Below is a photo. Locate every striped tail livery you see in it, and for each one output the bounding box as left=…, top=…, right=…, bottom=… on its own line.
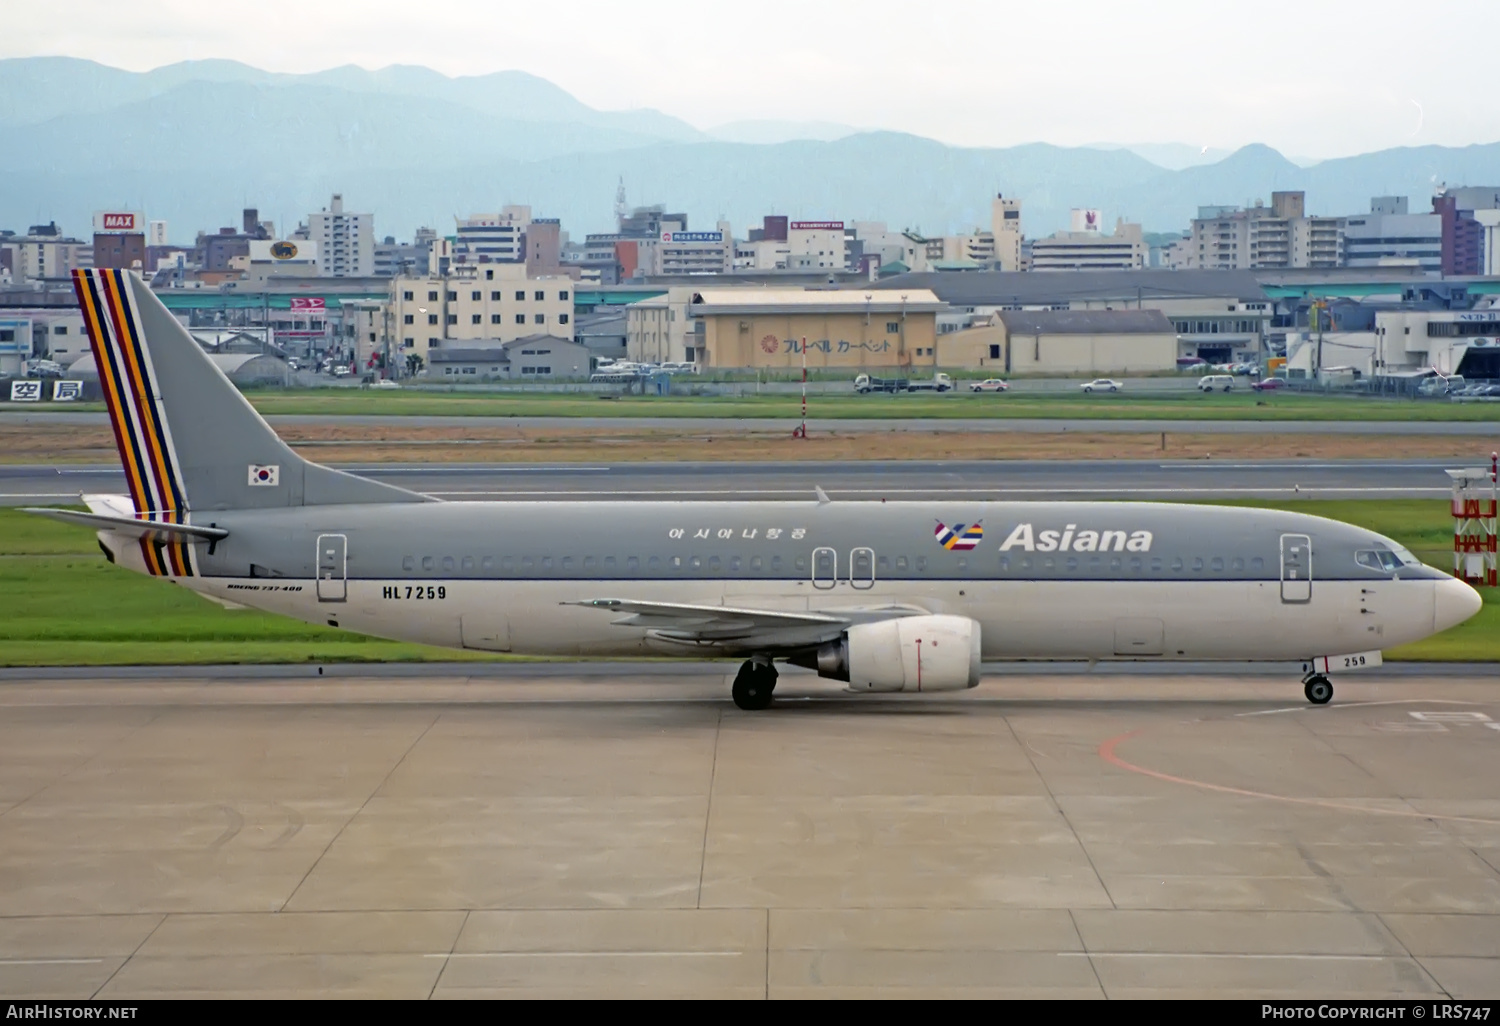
left=72, top=268, right=194, bottom=577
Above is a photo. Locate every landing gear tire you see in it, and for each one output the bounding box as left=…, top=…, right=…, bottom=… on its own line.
left=732, top=660, right=777, bottom=711
left=1304, top=675, right=1333, bottom=705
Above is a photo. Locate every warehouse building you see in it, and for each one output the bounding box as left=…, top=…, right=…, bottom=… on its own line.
left=940, top=309, right=1178, bottom=375
left=690, top=289, right=943, bottom=369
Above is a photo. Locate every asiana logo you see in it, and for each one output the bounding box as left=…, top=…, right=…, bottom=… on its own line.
left=999, top=523, right=1154, bottom=553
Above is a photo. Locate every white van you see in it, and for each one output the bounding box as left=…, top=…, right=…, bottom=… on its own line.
left=1198, top=374, right=1235, bottom=392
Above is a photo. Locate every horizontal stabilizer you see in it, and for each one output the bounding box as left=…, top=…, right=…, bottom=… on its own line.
left=20, top=507, right=229, bottom=543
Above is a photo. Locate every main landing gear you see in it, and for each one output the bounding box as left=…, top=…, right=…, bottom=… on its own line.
left=732, top=659, right=777, bottom=711
left=1303, top=673, right=1333, bottom=705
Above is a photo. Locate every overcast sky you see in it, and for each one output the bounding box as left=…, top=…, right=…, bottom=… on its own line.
left=5, top=0, right=1497, bottom=159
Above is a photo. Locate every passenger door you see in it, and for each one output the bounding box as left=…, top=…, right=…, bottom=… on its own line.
left=316, top=533, right=347, bottom=602
left=850, top=547, right=875, bottom=590
left=1280, top=534, right=1312, bottom=603
left=812, top=547, right=837, bottom=590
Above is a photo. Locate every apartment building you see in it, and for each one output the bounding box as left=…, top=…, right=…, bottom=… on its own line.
left=390, top=263, right=574, bottom=369
left=308, top=194, right=374, bottom=277
left=453, top=206, right=530, bottom=266
left=1187, top=192, right=1344, bottom=270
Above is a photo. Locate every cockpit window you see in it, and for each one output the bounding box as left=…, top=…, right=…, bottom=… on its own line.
left=1355, top=549, right=1405, bottom=572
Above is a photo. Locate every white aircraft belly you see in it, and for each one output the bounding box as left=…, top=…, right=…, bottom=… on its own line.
left=180, top=575, right=1439, bottom=663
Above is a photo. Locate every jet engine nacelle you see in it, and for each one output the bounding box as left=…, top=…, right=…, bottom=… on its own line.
left=815, top=614, right=982, bottom=693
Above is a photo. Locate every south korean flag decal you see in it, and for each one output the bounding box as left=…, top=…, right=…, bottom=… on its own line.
left=248, top=464, right=280, bottom=487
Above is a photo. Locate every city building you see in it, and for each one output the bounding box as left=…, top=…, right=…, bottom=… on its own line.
left=91, top=210, right=146, bottom=271
left=242, top=239, right=320, bottom=284
left=389, top=263, right=574, bottom=370
left=427, top=335, right=591, bottom=380
left=689, top=288, right=944, bottom=369
left=625, top=287, right=698, bottom=364
left=1186, top=193, right=1344, bottom=270
left=851, top=223, right=931, bottom=274
left=1029, top=215, right=1147, bottom=271
left=1432, top=186, right=1500, bottom=276
left=991, top=194, right=1022, bottom=271
left=650, top=224, right=734, bottom=276
left=453, top=206, right=530, bottom=266
left=308, top=194, right=374, bottom=277
left=874, top=268, right=1271, bottom=365
left=1343, top=197, right=1442, bottom=271
left=194, top=209, right=269, bottom=274
left=944, top=309, right=1178, bottom=375
left=374, top=234, right=432, bottom=278
left=0, top=223, right=91, bottom=282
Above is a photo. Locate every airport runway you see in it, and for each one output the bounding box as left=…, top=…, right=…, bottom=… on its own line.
left=0, top=458, right=1477, bottom=505
left=0, top=666, right=1495, bottom=999
left=5, top=410, right=1500, bottom=434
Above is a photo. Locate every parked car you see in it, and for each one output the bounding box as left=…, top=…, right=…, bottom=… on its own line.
left=1198, top=374, right=1235, bottom=392
left=1079, top=379, right=1122, bottom=393
left=1176, top=357, right=1206, bottom=370
left=1250, top=377, right=1286, bottom=391
left=366, top=379, right=400, bottom=390
left=1418, top=375, right=1464, bottom=397
left=970, top=378, right=1010, bottom=392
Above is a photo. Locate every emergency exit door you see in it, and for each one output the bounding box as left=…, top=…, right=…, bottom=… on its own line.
left=1280, top=534, right=1311, bottom=603
left=317, top=534, right=347, bottom=602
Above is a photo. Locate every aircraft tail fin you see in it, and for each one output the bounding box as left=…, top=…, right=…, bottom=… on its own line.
left=72, top=269, right=431, bottom=513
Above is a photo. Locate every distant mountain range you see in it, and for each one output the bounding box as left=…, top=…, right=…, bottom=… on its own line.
left=3, top=57, right=1499, bottom=245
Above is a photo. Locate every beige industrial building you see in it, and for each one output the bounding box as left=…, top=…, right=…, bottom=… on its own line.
left=690, top=289, right=943, bottom=369
left=390, top=263, right=574, bottom=368
left=942, top=309, right=1178, bottom=375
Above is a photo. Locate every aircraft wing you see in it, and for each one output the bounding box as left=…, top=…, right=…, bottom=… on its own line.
left=20, top=507, right=229, bottom=543
left=563, top=598, right=844, bottom=640
left=563, top=597, right=927, bottom=650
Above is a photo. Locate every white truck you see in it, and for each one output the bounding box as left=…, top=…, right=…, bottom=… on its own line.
left=854, top=372, right=953, bottom=394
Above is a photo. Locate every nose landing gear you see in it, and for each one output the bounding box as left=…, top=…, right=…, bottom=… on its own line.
left=1303, top=673, right=1333, bottom=705
left=732, top=659, right=777, bottom=710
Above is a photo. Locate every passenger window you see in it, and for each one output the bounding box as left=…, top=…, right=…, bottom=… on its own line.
left=896, top=556, right=909, bottom=571
left=1210, top=557, right=1224, bottom=572
left=729, top=556, right=740, bottom=572
left=502, top=556, right=514, bottom=570
left=1042, top=557, right=1054, bottom=571
left=915, top=557, right=927, bottom=572
left=442, top=556, right=455, bottom=572
left=1065, top=556, right=1078, bottom=572
left=878, top=556, right=890, bottom=572
left=795, top=555, right=807, bottom=571
left=750, top=555, right=763, bottom=571
left=1128, top=557, right=1140, bottom=572
left=647, top=556, right=660, bottom=570
left=1251, top=557, right=1263, bottom=572
left=1231, top=557, right=1244, bottom=572
left=462, top=556, right=474, bottom=571
left=402, top=556, right=414, bottom=571
left=1150, top=557, right=1162, bottom=572
left=521, top=556, right=534, bottom=570
left=671, top=556, right=681, bottom=568
left=709, top=556, right=721, bottom=572
left=421, top=556, right=434, bottom=571
left=541, top=557, right=552, bottom=569
left=999, top=556, right=1009, bottom=571
left=690, top=555, right=702, bottom=569
left=604, top=556, right=615, bottom=570
left=771, top=556, right=782, bottom=572
left=1192, top=557, right=1204, bottom=572
left=584, top=556, right=596, bottom=570
left=1108, top=556, right=1120, bottom=571
left=561, top=556, right=573, bottom=570
left=1171, top=557, right=1183, bottom=572
left=1019, top=557, right=1032, bottom=571
left=957, top=557, right=968, bottom=571
left=481, top=556, right=494, bottom=571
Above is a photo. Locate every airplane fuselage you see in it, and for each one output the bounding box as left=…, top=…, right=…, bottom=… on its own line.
left=100, top=498, right=1470, bottom=664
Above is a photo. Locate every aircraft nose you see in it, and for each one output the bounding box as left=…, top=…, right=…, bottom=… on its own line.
left=1434, top=577, right=1484, bottom=633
